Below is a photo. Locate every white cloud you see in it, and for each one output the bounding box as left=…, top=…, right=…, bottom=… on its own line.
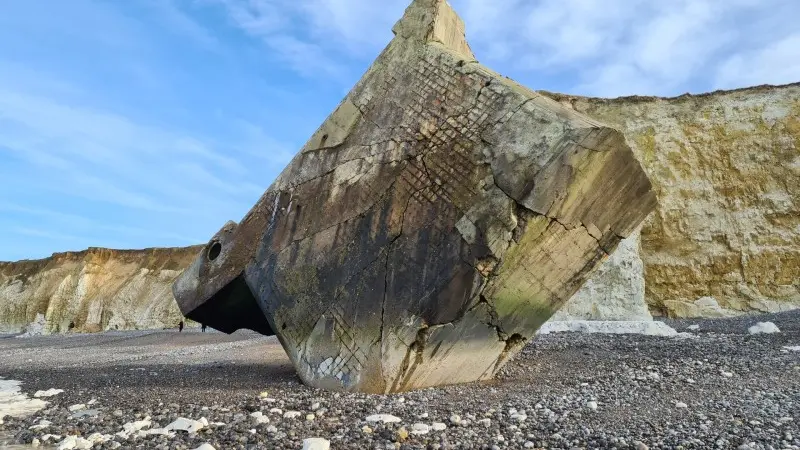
left=0, top=202, right=95, bottom=229
left=0, top=63, right=289, bottom=255
left=213, top=0, right=290, bottom=35
left=266, top=34, right=349, bottom=78
left=296, top=0, right=404, bottom=55
left=206, top=0, right=800, bottom=97
left=145, top=0, right=222, bottom=51
left=457, top=0, right=799, bottom=96
left=205, top=0, right=362, bottom=79
left=714, top=33, right=800, bottom=89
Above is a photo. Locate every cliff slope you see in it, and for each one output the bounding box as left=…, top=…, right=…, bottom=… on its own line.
left=545, top=83, right=800, bottom=317
left=0, top=247, right=201, bottom=333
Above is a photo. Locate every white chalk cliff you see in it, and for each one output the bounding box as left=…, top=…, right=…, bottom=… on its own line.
left=553, top=83, right=800, bottom=319
left=0, top=247, right=200, bottom=334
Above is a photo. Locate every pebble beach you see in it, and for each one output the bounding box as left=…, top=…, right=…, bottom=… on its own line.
left=1, top=311, right=798, bottom=449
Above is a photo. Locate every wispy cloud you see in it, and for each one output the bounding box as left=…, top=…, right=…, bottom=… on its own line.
left=0, top=86, right=249, bottom=214
left=205, top=0, right=357, bottom=79
left=714, top=32, right=800, bottom=90
left=206, top=0, right=800, bottom=97
left=460, top=0, right=800, bottom=96
left=144, top=0, right=222, bottom=51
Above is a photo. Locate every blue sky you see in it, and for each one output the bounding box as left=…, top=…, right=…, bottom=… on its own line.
left=0, top=0, right=798, bottom=261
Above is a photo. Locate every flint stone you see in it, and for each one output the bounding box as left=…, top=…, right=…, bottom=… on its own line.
left=33, top=389, right=64, bottom=398
left=366, top=414, right=402, bottom=423
left=70, top=409, right=100, bottom=419
left=164, top=417, right=205, bottom=433
left=302, top=438, right=331, bottom=450
left=172, top=0, right=657, bottom=394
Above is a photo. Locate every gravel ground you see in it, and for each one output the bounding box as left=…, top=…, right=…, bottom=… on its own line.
left=1, top=311, right=798, bottom=450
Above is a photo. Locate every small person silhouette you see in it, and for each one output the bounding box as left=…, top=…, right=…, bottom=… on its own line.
left=178, top=320, right=184, bottom=332
left=201, top=323, right=207, bottom=333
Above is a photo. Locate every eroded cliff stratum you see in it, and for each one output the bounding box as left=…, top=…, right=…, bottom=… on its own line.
left=0, top=247, right=201, bottom=333
left=1, top=83, right=798, bottom=333
left=544, top=83, right=800, bottom=318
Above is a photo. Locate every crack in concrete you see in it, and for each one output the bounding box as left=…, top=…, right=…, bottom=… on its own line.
left=388, top=321, right=454, bottom=393
left=571, top=139, right=609, bottom=153
left=467, top=295, right=502, bottom=331
left=546, top=215, right=615, bottom=256
left=268, top=169, right=405, bottom=360
left=487, top=333, right=527, bottom=377
left=465, top=295, right=529, bottom=379
left=376, top=158, right=437, bottom=344
left=478, top=98, right=535, bottom=141
left=359, top=137, right=417, bottom=150
left=378, top=251, right=391, bottom=350
left=283, top=151, right=408, bottom=191
left=304, top=142, right=345, bottom=155
left=479, top=140, right=620, bottom=258
left=297, top=247, right=389, bottom=367
left=355, top=104, right=385, bottom=131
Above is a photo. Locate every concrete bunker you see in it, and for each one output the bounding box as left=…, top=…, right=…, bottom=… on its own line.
left=172, top=0, right=657, bottom=394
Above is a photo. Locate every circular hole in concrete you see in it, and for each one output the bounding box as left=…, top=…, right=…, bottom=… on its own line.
left=207, top=241, right=222, bottom=261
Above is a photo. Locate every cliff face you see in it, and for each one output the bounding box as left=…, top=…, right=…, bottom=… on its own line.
left=1, top=84, right=797, bottom=332
left=0, top=247, right=202, bottom=333
left=552, top=228, right=653, bottom=321
left=547, top=83, right=800, bottom=317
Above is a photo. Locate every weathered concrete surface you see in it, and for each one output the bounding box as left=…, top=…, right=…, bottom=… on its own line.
left=172, top=0, right=656, bottom=394
left=544, top=83, right=800, bottom=318
left=0, top=247, right=200, bottom=334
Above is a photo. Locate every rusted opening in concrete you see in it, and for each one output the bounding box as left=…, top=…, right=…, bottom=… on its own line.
left=207, top=241, right=222, bottom=261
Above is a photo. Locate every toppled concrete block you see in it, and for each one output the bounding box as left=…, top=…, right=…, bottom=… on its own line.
left=172, top=0, right=657, bottom=393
